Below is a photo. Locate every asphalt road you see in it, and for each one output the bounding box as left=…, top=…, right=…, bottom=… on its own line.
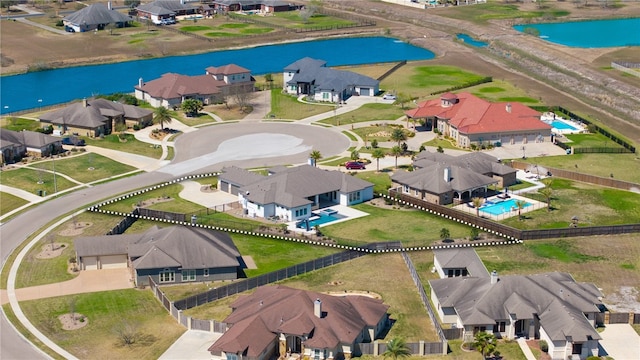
left=0, top=123, right=347, bottom=359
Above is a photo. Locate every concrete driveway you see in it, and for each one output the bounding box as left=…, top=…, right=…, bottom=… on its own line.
left=598, top=323, right=640, bottom=360
left=159, top=330, right=222, bottom=360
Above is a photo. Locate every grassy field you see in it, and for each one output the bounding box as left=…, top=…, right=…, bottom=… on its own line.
left=0, top=191, right=29, bottom=216
left=99, top=183, right=203, bottom=214
left=421, top=137, right=463, bottom=151
left=431, top=2, right=570, bottom=25
left=504, top=178, right=640, bottom=229
left=0, top=167, right=77, bottom=195
left=318, top=103, right=406, bottom=126
left=564, top=132, right=628, bottom=149
left=248, top=11, right=355, bottom=29
left=0, top=117, right=43, bottom=131
left=270, top=89, right=331, bottom=119
left=82, top=134, right=162, bottom=159
left=19, top=290, right=185, bottom=360
left=351, top=124, right=415, bottom=144
left=470, top=80, right=542, bottom=105
left=179, top=21, right=274, bottom=38
left=28, top=153, right=137, bottom=184
left=522, top=153, right=640, bottom=184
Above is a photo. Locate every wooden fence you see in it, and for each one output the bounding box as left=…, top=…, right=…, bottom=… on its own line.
left=106, top=208, right=139, bottom=235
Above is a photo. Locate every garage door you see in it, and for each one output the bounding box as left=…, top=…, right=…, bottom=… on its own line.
left=83, top=256, right=98, bottom=270
left=220, top=181, right=229, bottom=193
left=100, top=255, right=128, bottom=269
left=230, top=185, right=239, bottom=195
left=360, top=88, right=370, bottom=96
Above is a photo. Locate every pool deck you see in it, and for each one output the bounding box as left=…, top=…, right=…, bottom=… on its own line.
left=287, top=204, right=370, bottom=234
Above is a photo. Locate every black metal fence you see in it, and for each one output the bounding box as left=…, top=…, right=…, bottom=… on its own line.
left=106, top=208, right=139, bottom=235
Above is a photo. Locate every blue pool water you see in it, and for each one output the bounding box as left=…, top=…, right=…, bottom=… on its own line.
left=551, top=120, right=579, bottom=131
left=297, top=214, right=340, bottom=229
left=513, top=18, right=640, bottom=48
left=0, top=37, right=435, bottom=114
left=480, top=199, right=531, bottom=216
left=456, top=34, right=488, bottom=48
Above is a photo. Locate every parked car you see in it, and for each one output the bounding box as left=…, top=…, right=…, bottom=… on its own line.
left=382, top=93, right=396, bottom=100
left=345, top=161, right=366, bottom=170
left=61, top=137, right=85, bottom=146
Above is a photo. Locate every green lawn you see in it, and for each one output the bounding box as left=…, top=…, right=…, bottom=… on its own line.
left=82, top=134, right=162, bottom=159
left=564, top=133, right=628, bottom=149
left=28, top=153, right=137, bottom=184
left=249, top=11, right=355, bottom=29
left=318, top=103, right=406, bottom=126
left=99, top=183, right=203, bottom=214
left=351, top=124, right=415, bottom=144
left=521, top=153, right=640, bottom=184
left=0, top=117, right=43, bottom=132
left=0, top=167, right=77, bottom=195
left=0, top=191, right=29, bottom=216
left=421, top=137, right=463, bottom=151
left=432, top=2, right=570, bottom=25
left=355, top=171, right=392, bottom=194
left=270, top=89, right=331, bottom=120
left=19, top=290, right=185, bottom=360
left=322, top=203, right=472, bottom=247
left=381, top=64, right=486, bottom=99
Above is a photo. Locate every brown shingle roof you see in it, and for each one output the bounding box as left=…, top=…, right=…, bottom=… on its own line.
left=136, top=73, right=227, bottom=100
left=205, top=64, right=250, bottom=75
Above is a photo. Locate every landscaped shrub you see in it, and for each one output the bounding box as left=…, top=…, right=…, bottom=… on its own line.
left=539, top=340, right=548, bottom=352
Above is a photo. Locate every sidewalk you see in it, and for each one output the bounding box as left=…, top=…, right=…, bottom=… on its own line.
left=84, top=145, right=169, bottom=172
left=516, top=338, right=537, bottom=360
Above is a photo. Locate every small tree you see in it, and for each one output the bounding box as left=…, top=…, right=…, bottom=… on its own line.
left=437, top=145, right=444, bottom=153
left=515, top=199, right=527, bottom=220
left=471, top=197, right=484, bottom=216
left=371, top=148, right=386, bottom=172
left=350, top=149, right=360, bottom=161
left=181, top=98, right=203, bottom=117
left=470, top=227, right=480, bottom=240
left=391, top=145, right=402, bottom=169
left=473, top=331, right=497, bottom=359
left=69, top=297, right=78, bottom=324
left=114, top=320, right=139, bottom=346
left=391, top=128, right=407, bottom=147
left=264, top=73, right=273, bottom=88
left=105, top=22, right=117, bottom=35
left=371, top=139, right=379, bottom=148
left=440, top=227, right=450, bottom=241
left=419, top=145, right=426, bottom=152
left=395, top=92, right=412, bottom=109
left=309, top=150, right=322, bottom=166
left=383, top=336, right=411, bottom=360
left=152, top=106, right=173, bottom=130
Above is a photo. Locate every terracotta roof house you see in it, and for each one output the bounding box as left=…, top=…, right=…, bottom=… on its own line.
left=39, top=98, right=153, bottom=137
left=218, top=165, right=374, bottom=221
left=63, top=3, right=132, bottom=33
left=208, top=285, right=390, bottom=360
left=134, top=64, right=254, bottom=109
left=0, top=130, right=62, bottom=164
left=136, top=0, right=199, bottom=24
left=211, top=0, right=295, bottom=13
left=284, top=57, right=380, bottom=102
left=405, top=92, right=552, bottom=149
left=430, top=268, right=603, bottom=360
left=74, top=225, right=241, bottom=286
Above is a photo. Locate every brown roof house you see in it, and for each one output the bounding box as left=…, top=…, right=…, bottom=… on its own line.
left=0, top=129, right=62, bottom=164
left=211, top=0, right=295, bottom=14
left=406, top=92, right=552, bottom=149
left=74, top=225, right=241, bottom=286
left=40, top=98, right=153, bottom=137
left=218, top=165, right=374, bottom=222
left=430, top=249, right=603, bottom=360
left=134, top=64, right=254, bottom=109
left=208, top=285, right=390, bottom=360
left=391, top=150, right=517, bottom=205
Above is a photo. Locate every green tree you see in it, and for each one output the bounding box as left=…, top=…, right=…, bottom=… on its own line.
left=350, top=149, right=360, bottom=161
left=181, top=99, right=204, bottom=117
left=437, top=145, right=444, bottom=153
left=538, top=185, right=553, bottom=212
left=515, top=199, right=527, bottom=220
left=152, top=106, right=173, bottom=129
left=371, top=148, right=386, bottom=172
left=473, top=331, right=497, bottom=359
left=396, top=92, right=412, bottom=109
left=390, top=145, right=402, bottom=169
left=391, top=128, right=407, bottom=147
left=440, top=227, right=450, bottom=241
left=1, top=0, right=18, bottom=12
left=383, top=336, right=411, bottom=360
left=264, top=73, right=273, bottom=88
left=470, top=227, right=480, bottom=240
left=371, top=139, right=379, bottom=148
left=471, top=197, right=484, bottom=216
left=309, top=149, right=322, bottom=166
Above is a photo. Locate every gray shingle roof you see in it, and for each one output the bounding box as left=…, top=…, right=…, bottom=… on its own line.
left=219, top=166, right=265, bottom=187
left=434, top=248, right=489, bottom=278
left=414, top=150, right=516, bottom=178
left=392, top=163, right=497, bottom=194
left=284, top=57, right=379, bottom=93
left=40, top=99, right=151, bottom=130
left=64, top=3, right=131, bottom=26
left=0, top=130, right=61, bottom=149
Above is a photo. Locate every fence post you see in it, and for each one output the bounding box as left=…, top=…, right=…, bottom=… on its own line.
left=373, top=340, right=378, bottom=356
left=211, top=319, right=214, bottom=332
left=419, top=340, right=425, bottom=356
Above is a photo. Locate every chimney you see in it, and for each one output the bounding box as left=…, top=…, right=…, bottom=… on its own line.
left=314, top=298, right=322, bottom=318
left=82, top=98, right=88, bottom=107
left=138, top=77, right=143, bottom=87
left=108, top=0, right=112, bottom=10
left=506, top=103, right=512, bottom=113
left=443, top=167, right=451, bottom=183
left=491, top=270, right=498, bottom=285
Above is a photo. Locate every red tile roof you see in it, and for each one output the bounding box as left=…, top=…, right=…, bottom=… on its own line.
left=136, top=73, right=227, bottom=99
left=405, top=92, right=550, bottom=135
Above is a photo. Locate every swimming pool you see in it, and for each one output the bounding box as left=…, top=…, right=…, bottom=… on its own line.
left=480, top=199, right=531, bottom=216
left=296, top=212, right=342, bottom=229
left=551, top=121, right=579, bottom=131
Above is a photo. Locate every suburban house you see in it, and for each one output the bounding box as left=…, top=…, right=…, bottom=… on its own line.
left=39, top=98, right=153, bottom=137
left=391, top=150, right=517, bottom=205
left=74, top=225, right=242, bottom=286
left=405, top=92, right=552, bottom=148
left=0, top=130, right=62, bottom=164
left=208, top=285, right=390, bottom=360
left=432, top=248, right=490, bottom=279
left=135, top=64, right=254, bottom=109
left=283, top=57, right=380, bottom=103
left=210, top=0, right=295, bottom=14
left=429, top=249, right=603, bottom=360
left=136, top=0, right=199, bottom=24
left=217, top=165, right=374, bottom=221
left=63, top=3, right=132, bottom=33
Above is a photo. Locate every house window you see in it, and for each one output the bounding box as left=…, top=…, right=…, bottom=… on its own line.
left=403, top=185, right=410, bottom=193
left=181, top=269, right=196, bottom=282
left=226, top=354, right=238, bottom=360
left=322, top=92, right=329, bottom=100
left=159, top=269, right=175, bottom=283
left=496, top=321, right=506, bottom=332
left=203, top=269, right=209, bottom=277
left=572, top=343, right=582, bottom=354
left=314, top=349, right=321, bottom=360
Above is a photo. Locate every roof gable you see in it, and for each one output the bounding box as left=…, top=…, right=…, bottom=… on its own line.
left=64, top=3, right=131, bottom=26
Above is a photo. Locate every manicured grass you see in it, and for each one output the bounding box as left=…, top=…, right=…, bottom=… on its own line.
left=218, top=23, right=248, bottom=29
left=180, top=25, right=213, bottom=31
left=19, top=290, right=185, bottom=360
left=1, top=305, right=64, bottom=360
left=0, top=167, right=76, bottom=194
left=28, top=153, right=137, bottom=184
left=355, top=171, right=392, bottom=194
left=82, top=134, right=162, bottom=159
left=0, top=117, right=43, bottom=131
left=497, top=96, right=539, bottom=103
left=351, top=124, right=414, bottom=143
left=433, top=2, right=570, bottom=25
left=477, top=86, right=505, bottom=93
left=565, top=133, right=627, bottom=149
left=421, top=137, right=462, bottom=151
left=100, top=183, right=203, bottom=214
left=318, top=103, right=406, bottom=126
left=204, top=32, right=240, bottom=37
left=255, top=11, right=355, bottom=29
left=0, top=191, right=29, bottom=216
left=502, top=178, right=640, bottom=229
left=470, top=80, right=542, bottom=105
left=322, top=203, right=471, bottom=247
left=270, top=89, right=330, bottom=120
left=239, top=27, right=273, bottom=34
left=521, top=153, right=640, bottom=184
left=528, top=240, right=604, bottom=263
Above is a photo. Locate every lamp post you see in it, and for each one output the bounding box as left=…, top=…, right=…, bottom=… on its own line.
left=521, top=146, right=526, bottom=159
left=3, top=105, right=8, bottom=116
left=38, top=99, right=43, bottom=111
left=52, top=155, right=57, bottom=194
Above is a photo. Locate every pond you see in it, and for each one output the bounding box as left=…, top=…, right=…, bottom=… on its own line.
left=0, top=37, right=435, bottom=114
left=456, top=33, right=488, bottom=48
left=513, top=18, right=640, bottom=48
